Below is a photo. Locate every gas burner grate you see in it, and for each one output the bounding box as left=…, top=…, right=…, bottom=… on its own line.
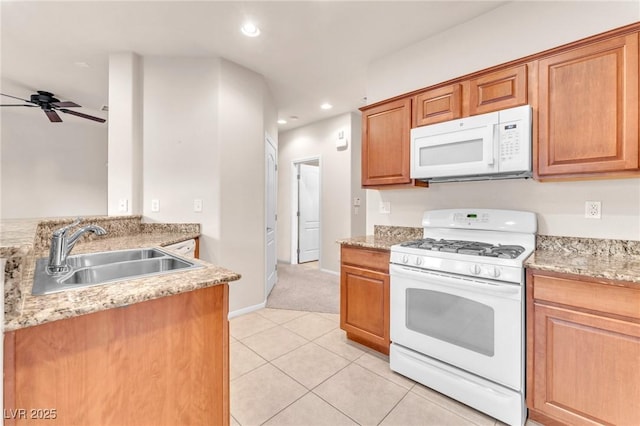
left=399, top=239, right=525, bottom=259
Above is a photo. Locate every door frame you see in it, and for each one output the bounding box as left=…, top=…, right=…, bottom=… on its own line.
left=265, top=133, right=278, bottom=298
left=290, top=156, right=321, bottom=265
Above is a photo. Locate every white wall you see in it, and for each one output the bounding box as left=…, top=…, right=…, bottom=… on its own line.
left=365, top=1, right=640, bottom=240
left=108, top=52, right=142, bottom=215
left=137, top=56, right=274, bottom=313
left=278, top=113, right=365, bottom=273
left=142, top=56, right=221, bottom=262
left=1, top=79, right=107, bottom=219
left=350, top=112, right=366, bottom=237
left=218, top=59, right=273, bottom=312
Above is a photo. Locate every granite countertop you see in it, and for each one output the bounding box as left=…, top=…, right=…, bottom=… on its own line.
left=2, top=216, right=241, bottom=331
left=525, top=235, right=640, bottom=286
left=337, top=225, right=423, bottom=251
left=338, top=228, right=640, bottom=286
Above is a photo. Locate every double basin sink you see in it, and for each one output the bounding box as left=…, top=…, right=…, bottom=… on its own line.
left=33, top=247, right=202, bottom=295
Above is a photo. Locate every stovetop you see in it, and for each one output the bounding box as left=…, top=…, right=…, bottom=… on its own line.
left=399, top=238, right=525, bottom=259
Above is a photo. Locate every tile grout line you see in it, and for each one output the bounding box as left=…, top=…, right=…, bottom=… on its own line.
left=408, top=385, right=492, bottom=426
left=256, top=346, right=364, bottom=426
left=374, top=386, right=414, bottom=426
left=306, top=354, right=368, bottom=426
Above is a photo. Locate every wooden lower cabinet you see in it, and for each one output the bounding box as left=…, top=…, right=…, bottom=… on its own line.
left=340, top=245, right=390, bottom=355
left=4, top=284, right=230, bottom=426
left=526, top=270, right=640, bottom=425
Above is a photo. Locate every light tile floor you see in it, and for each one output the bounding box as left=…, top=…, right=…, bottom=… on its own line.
left=230, top=308, right=541, bottom=426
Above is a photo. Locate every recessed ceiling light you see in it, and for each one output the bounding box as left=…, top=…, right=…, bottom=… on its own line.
left=277, top=119, right=287, bottom=125
left=241, top=22, right=261, bottom=37
left=320, top=103, right=333, bottom=110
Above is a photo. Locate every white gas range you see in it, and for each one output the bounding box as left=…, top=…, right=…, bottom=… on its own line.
left=389, top=209, right=536, bottom=426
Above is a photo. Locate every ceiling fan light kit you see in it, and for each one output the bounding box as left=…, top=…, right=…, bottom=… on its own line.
left=0, top=90, right=106, bottom=123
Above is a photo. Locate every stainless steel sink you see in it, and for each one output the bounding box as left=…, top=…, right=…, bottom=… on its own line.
left=65, top=248, right=166, bottom=268
left=32, top=247, right=202, bottom=295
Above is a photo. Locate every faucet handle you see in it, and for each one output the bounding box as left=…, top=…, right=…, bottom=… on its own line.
left=53, top=217, right=82, bottom=237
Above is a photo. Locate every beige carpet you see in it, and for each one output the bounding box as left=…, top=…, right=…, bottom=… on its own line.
left=266, top=261, right=339, bottom=314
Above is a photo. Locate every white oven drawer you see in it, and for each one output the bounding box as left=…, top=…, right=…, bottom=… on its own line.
left=390, top=264, right=522, bottom=390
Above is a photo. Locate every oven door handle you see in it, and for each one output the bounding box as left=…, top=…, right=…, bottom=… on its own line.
left=390, top=264, right=521, bottom=297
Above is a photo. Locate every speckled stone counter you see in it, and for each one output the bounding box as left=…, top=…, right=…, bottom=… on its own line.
left=2, top=216, right=241, bottom=331
left=337, top=225, right=423, bottom=251
left=525, top=235, right=640, bottom=286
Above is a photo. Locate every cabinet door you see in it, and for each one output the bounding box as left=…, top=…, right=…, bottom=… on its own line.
left=414, top=84, right=462, bottom=126
left=532, top=303, right=640, bottom=425
left=537, top=33, right=639, bottom=177
left=340, top=264, right=390, bottom=354
left=468, top=64, right=528, bottom=115
left=361, top=98, right=412, bottom=186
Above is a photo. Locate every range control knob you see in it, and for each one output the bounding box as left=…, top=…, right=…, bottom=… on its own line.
left=402, top=255, right=409, bottom=264
left=415, top=257, right=423, bottom=266
left=469, top=264, right=482, bottom=275
left=486, top=266, right=501, bottom=278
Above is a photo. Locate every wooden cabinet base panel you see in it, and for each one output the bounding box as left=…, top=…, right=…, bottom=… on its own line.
left=528, top=410, right=570, bottom=426
left=4, top=285, right=230, bottom=426
left=346, top=332, right=389, bottom=355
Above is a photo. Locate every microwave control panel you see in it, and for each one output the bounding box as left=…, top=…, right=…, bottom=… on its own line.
left=498, top=118, right=530, bottom=172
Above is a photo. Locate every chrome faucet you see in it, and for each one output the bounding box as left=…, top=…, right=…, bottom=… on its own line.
left=47, top=218, right=107, bottom=274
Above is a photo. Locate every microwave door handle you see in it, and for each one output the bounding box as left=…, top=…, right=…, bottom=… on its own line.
left=484, top=124, right=496, bottom=166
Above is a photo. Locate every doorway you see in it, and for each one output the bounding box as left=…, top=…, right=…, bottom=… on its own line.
left=265, top=135, right=278, bottom=298
left=291, top=157, right=321, bottom=266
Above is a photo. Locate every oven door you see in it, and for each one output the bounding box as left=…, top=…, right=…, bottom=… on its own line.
left=390, top=263, right=522, bottom=390
left=410, top=118, right=498, bottom=180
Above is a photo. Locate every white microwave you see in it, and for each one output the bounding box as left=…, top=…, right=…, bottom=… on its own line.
left=410, top=105, right=532, bottom=182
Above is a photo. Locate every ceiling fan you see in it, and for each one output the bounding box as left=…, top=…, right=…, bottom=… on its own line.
left=0, top=90, right=106, bottom=123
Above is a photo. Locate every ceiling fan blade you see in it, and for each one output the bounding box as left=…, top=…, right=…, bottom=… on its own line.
left=52, top=101, right=81, bottom=108
left=59, top=108, right=106, bottom=123
left=0, top=93, right=31, bottom=103
left=0, top=104, right=38, bottom=107
left=45, top=110, right=63, bottom=122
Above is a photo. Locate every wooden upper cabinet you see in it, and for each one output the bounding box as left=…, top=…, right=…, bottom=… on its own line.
left=468, top=64, right=528, bottom=115
left=414, top=84, right=462, bottom=126
left=361, top=97, right=412, bottom=186
left=537, top=33, right=639, bottom=178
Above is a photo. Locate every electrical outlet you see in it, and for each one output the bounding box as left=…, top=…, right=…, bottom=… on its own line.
left=118, top=199, right=128, bottom=212
left=585, top=201, right=601, bottom=219
left=379, top=201, right=391, bottom=214
left=193, top=199, right=203, bottom=212
left=151, top=199, right=160, bottom=212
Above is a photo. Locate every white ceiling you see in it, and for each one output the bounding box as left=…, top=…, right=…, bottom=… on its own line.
left=1, top=1, right=506, bottom=131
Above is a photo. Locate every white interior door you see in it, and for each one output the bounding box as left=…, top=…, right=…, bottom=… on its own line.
left=298, top=163, right=320, bottom=263
left=266, top=137, right=277, bottom=296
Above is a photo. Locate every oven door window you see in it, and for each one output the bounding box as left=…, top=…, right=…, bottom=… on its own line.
left=406, top=288, right=494, bottom=357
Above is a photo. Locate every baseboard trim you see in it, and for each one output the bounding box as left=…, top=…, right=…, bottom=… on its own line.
left=228, top=301, right=266, bottom=320
left=320, top=268, right=339, bottom=276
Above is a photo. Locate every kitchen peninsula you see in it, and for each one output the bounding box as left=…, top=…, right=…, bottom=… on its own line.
left=1, top=216, right=241, bottom=426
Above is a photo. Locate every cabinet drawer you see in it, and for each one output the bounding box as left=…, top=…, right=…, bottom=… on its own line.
left=341, top=246, right=389, bottom=273
left=532, top=273, right=640, bottom=320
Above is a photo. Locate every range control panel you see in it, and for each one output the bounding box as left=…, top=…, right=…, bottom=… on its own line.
left=452, top=212, right=490, bottom=225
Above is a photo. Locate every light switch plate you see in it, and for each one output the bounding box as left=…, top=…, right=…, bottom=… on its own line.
left=379, top=201, right=391, bottom=214
left=118, top=199, right=128, bottom=212
left=194, top=199, right=203, bottom=212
